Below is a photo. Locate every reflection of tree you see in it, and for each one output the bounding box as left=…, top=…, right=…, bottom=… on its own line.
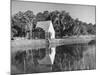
left=13, top=48, right=46, bottom=73
left=52, top=44, right=88, bottom=71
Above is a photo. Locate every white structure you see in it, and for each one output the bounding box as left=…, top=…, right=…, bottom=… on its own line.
left=36, top=21, right=56, bottom=65
left=36, top=21, right=55, bottom=39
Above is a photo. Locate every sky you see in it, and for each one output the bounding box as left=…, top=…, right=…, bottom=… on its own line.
left=11, top=0, right=96, bottom=24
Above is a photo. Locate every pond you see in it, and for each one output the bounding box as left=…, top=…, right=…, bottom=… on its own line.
left=11, top=41, right=96, bottom=74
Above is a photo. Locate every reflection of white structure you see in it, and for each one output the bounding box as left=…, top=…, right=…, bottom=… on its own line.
left=38, top=47, right=56, bottom=65
left=49, top=47, right=56, bottom=64
left=37, top=21, right=56, bottom=65
left=36, top=21, right=55, bottom=39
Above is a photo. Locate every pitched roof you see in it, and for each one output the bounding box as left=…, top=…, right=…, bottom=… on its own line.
left=36, top=21, right=52, bottom=32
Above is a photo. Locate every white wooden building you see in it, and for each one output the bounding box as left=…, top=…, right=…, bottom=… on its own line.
left=36, top=21, right=55, bottom=39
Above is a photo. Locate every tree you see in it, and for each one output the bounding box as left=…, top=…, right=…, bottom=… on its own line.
left=87, top=23, right=95, bottom=34
left=11, top=11, right=26, bottom=37
left=49, top=10, right=63, bottom=38
left=60, top=12, right=72, bottom=29
left=43, top=10, right=50, bottom=20
left=36, top=12, right=44, bottom=21
left=11, top=28, right=18, bottom=39
left=11, top=10, right=36, bottom=38
left=36, top=11, right=50, bottom=21
left=23, top=10, right=36, bottom=39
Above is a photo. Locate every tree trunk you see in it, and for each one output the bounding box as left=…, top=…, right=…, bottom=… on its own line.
left=29, top=30, right=33, bottom=39
left=28, top=23, right=33, bottom=39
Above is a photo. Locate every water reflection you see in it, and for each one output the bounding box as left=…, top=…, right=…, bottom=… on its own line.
left=12, top=43, right=95, bottom=74
left=52, top=44, right=88, bottom=71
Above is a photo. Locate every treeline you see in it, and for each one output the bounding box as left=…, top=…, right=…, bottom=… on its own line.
left=11, top=10, right=96, bottom=39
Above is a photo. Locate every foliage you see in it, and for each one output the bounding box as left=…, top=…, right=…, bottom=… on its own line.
left=11, top=10, right=36, bottom=38
left=33, top=27, right=45, bottom=39
left=36, top=11, right=50, bottom=21
left=11, top=10, right=96, bottom=38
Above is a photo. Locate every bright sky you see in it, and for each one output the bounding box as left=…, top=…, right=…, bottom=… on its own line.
left=11, top=0, right=96, bottom=24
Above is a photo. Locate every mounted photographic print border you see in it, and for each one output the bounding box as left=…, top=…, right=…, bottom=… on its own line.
left=11, top=0, right=96, bottom=74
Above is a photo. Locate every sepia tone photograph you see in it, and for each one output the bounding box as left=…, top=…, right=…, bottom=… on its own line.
left=11, top=0, right=96, bottom=74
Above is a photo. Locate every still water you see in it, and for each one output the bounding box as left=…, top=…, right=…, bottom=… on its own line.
left=11, top=42, right=96, bottom=74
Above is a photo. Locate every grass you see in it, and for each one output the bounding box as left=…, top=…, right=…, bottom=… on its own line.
left=11, top=35, right=95, bottom=53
